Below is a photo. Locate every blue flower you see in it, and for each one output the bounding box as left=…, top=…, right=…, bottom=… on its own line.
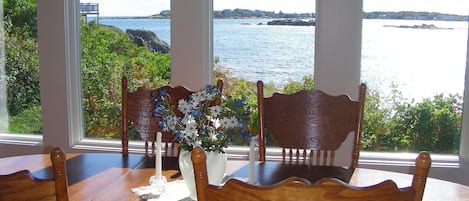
left=153, top=106, right=166, bottom=116
left=234, top=98, right=245, bottom=108
left=158, top=89, right=168, bottom=97
left=205, top=85, right=220, bottom=96
left=191, top=108, right=202, bottom=121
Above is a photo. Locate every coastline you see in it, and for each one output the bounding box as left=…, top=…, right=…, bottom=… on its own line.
left=99, top=10, right=468, bottom=22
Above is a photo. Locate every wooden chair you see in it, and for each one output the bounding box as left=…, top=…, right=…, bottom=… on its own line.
left=192, top=147, right=431, bottom=201
left=0, top=147, right=69, bottom=201
left=121, top=76, right=223, bottom=156
left=257, top=81, right=366, bottom=167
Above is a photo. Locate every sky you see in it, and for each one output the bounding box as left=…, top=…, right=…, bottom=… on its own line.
left=80, top=0, right=469, bottom=17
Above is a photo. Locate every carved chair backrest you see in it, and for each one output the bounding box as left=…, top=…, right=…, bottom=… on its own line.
left=192, top=147, right=431, bottom=201
left=257, top=81, right=366, bottom=167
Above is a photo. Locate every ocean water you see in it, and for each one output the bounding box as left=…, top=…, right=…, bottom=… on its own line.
left=98, top=18, right=468, bottom=101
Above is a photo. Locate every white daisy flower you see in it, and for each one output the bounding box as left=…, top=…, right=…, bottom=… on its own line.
left=192, top=91, right=206, bottom=103
left=220, top=117, right=230, bottom=128
left=230, top=116, right=240, bottom=127
left=211, top=118, right=221, bottom=129
left=178, top=100, right=191, bottom=114
left=210, top=105, right=222, bottom=117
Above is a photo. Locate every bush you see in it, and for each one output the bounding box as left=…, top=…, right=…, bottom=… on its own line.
left=389, top=94, right=462, bottom=153
left=9, top=105, right=42, bottom=134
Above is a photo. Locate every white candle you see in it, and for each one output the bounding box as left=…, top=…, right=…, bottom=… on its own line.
left=248, top=136, right=256, bottom=184
left=156, top=132, right=162, bottom=181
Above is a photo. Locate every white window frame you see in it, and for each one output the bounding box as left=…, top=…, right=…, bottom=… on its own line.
left=0, top=0, right=468, bottom=185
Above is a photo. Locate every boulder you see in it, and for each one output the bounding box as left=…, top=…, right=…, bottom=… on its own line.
left=126, top=29, right=170, bottom=54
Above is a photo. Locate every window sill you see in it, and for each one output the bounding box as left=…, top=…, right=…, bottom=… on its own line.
left=0, top=133, right=43, bottom=146
left=359, top=151, right=460, bottom=168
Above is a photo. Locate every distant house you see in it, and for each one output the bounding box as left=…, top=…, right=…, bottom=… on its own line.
left=80, top=2, right=99, bottom=22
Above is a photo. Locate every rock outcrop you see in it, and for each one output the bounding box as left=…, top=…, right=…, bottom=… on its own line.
left=126, top=29, right=170, bottom=54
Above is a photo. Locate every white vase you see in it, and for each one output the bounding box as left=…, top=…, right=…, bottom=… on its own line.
left=179, top=149, right=227, bottom=200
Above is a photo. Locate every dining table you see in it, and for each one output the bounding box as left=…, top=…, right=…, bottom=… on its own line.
left=1, top=152, right=469, bottom=201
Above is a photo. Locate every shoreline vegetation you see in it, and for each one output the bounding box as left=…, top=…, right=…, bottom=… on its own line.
left=100, top=9, right=468, bottom=22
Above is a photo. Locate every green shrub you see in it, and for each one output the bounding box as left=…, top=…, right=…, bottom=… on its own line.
left=8, top=105, right=42, bottom=134
left=390, top=94, right=462, bottom=153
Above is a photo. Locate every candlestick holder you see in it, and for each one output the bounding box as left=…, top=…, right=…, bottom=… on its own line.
left=149, top=175, right=167, bottom=195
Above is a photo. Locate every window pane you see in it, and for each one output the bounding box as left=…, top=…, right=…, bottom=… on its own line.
left=1, top=0, right=42, bottom=134
left=80, top=0, right=170, bottom=139
left=213, top=1, right=316, bottom=146
left=361, top=1, right=468, bottom=153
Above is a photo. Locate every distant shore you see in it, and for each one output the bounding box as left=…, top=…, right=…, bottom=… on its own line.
left=384, top=23, right=454, bottom=30
left=100, top=9, right=468, bottom=22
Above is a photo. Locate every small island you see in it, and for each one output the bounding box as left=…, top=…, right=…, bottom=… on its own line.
left=267, top=19, right=315, bottom=26
left=384, top=23, right=454, bottom=30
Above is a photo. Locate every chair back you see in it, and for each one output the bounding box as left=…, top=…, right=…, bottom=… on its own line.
left=121, top=76, right=223, bottom=156
left=0, top=147, right=69, bottom=201
left=192, top=147, right=431, bottom=201
left=257, top=81, right=366, bottom=167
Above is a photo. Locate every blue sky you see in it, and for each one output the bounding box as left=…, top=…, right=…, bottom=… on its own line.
left=80, top=0, right=469, bottom=17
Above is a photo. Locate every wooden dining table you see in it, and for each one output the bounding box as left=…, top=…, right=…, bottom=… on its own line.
left=1, top=152, right=469, bottom=201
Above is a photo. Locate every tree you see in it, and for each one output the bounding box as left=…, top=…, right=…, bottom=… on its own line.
left=3, top=0, right=37, bottom=38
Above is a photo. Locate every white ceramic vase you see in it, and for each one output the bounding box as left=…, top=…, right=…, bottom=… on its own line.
left=179, top=149, right=227, bottom=200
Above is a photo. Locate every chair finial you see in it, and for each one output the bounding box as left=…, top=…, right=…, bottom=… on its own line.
left=416, top=151, right=431, bottom=168
left=191, top=147, right=206, bottom=164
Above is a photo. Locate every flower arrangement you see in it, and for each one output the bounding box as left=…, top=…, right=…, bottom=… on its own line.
left=153, top=85, right=249, bottom=153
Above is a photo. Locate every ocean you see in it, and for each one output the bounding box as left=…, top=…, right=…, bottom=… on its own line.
left=98, top=18, right=468, bottom=101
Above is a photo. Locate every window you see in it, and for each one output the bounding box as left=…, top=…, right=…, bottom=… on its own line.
left=361, top=1, right=468, bottom=154
left=79, top=0, right=170, bottom=140
left=75, top=0, right=469, bottom=155
left=213, top=0, right=316, bottom=146
left=0, top=0, right=42, bottom=135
